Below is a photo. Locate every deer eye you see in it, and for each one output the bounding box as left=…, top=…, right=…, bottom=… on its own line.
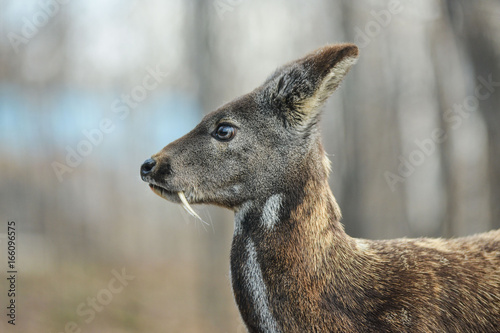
left=213, top=124, right=236, bottom=141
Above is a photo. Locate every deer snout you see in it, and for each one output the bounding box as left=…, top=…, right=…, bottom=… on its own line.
left=141, top=156, right=174, bottom=181
left=140, top=158, right=157, bottom=180
left=141, top=155, right=180, bottom=202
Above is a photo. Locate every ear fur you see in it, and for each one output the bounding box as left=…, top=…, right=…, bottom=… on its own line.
left=259, top=43, right=359, bottom=131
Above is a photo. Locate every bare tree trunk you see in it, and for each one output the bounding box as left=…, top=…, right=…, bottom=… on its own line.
left=446, top=0, right=500, bottom=230
left=429, top=12, right=460, bottom=237
left=340, top=2, right=408, bottom=239
left=187, top=1, right=235, bottom=331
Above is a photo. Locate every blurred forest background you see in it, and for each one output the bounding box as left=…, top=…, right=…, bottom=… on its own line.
left=0, top=0, right=499, bottom=332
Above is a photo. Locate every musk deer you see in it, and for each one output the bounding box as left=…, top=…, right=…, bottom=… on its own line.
left=140, top=44, right=500, bottom=332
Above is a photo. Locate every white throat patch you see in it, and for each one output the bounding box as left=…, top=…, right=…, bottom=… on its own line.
left=234, top=201, right=253, bottom=236
left=245, top=240, right=281, bottom=332
left=261, top=194, right=283, bottom=230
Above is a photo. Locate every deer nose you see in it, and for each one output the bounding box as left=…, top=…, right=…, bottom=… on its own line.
left=140, top=158, right=156, bottom=180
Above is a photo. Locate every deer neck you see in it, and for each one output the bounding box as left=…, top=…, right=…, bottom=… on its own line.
left=231, top=175, right=360, bottom=278
left=230, top=156, right=369, bottom=331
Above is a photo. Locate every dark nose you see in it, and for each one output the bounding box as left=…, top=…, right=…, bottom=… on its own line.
left=140, top=158, right=156, bottom=180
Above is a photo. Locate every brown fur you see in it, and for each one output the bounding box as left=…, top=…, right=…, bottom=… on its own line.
left=142, top=44, right=500, bottom=332
left=233, top=149, right=500, bottom=332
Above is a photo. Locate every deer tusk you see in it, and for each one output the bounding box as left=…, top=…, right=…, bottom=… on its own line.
left=178, top=191, right=208, bottom=225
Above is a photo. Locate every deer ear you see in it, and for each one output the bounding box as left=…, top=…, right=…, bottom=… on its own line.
left=260, top=43, right=359, bottom=130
